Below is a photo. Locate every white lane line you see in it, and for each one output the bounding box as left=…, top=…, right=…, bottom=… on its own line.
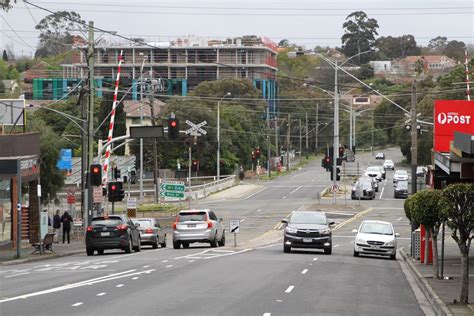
left=161, top=260, right=168, bottom=263
left=5, top=272, right=30, bottom=278
left=290, top=186, right=303, bottom=194
left=132, top=277, right=139, bottom=280
left=325, top=211, right=356, bottom=216
left=211, top=249, right=235, bottom=253
left=296, top=205, right=305, bottom=211
left=143, top=265, right=150, bottom=268
left=256, top=209, right=262, bottom=212
left=256, top=244, right=280, bottom=249
left=285, top=286, right=295, bottom=293
left=379, top=187, right=385, bottom=199
left=116, top=284, right=124, bottom=288
left=301, top=269, right=308, bottom=275
left=188, top=260, right=195, bottom=263
left=397, top=217, right=403, bottom=221
left=203, top=248, right=251, bottom=260
left=173, top=249, right=212, bottom=260
left=165, top=265, right=173, bottom=268
left=241, top=218, right=247, bottom=222
left=243, top=187, right=266, bottom=200
left=313, top=257, right=318, bottom=261
left=96, top=293, right=106, bottom=297
left=263, top=313, right=271, bottom=316
left=282, top=196, right=287, bottom=199
left=309, top=263, right=312, bottom=266
left=333, top=235, right=357, bottom=238
left=276, top=300, right=283, bottom=302
left=334, top=245, right=340, bottom=248
left=71, top=302, right=83, bottom=307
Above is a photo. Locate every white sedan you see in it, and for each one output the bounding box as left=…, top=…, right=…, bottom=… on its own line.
left=364, top=166, right=383, bottom=182
left=383, top=160, right=395, bottom=170
left=353, top=220, right=399, bottom=260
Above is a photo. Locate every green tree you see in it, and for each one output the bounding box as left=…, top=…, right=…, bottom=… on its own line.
left=26, top=114, right=66, bottom=204
left=376, top=35, right=420, bottom=59
left=441, top=183, right=474, bottom=304
left=34, top=11, right=85, bottom=58
left=2, top=50, right=8, bottom=61
left=1, top=0, right=15, bottom=10
left=428, top=36, right=448, bottom=53
left=443, top=40, right=466, bottom=61
left=0, top=81, right=5, bottom=94
left=410, top=190, right=445, bottom=278
left=341, top=11, right=379, bottom=64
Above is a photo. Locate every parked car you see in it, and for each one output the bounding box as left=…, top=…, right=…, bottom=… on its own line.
left=86, top=215, right=141, bottom=256
left=377, top=166, right=386, bottom=180
left=352, top=220, right=399, bottom=260
left=416, top=166, right=427, bottom=177
left=172, top=209, right=225, bottom=249
left=281, top=211, right=334, bottom=254
left=393, top=170, right=409, bottom=184
left=365, top=166, right=383, bottom=182
left=351, top=179, right=376, bottom=200
left=375, top=152, right=385, bottom=160
left=394, top=180, right=409, bottom=199
left=383, top=160, right=395, bottom=170
left=131, top=217, right=167, bottom=249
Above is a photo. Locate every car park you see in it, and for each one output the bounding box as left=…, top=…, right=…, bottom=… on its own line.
left=86, top=215, right=141, bottom=256
left=282, top=211, right=334, bottom=254
left=172, top=209, right=225, bottom=249
left=365, top=166, right=383, bottom=182
left=375, top=152, right=385, bottom=160
left=351, top=179, right=376, bottom=199
left=353, top=220, right=399, bottom=260
left=394, top=180, right=409, bottom=199
left=383, top=160, right=395, bottom=170
left=131, top=217, right=167, bottom=248
left=393, top=170, right=409, bottom=184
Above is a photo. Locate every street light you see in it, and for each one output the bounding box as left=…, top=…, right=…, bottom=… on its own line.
left=217, top=92, right=231, bottom=179
left=138, top=53, right=147, bottom=204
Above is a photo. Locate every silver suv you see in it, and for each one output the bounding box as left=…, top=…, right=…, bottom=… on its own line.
left=172, top=209, right=225, bottom=249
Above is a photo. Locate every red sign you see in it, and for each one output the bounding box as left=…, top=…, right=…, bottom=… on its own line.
left=67, top=195, right=76, bottom=204
left=434, top=100, right=474, bottom=152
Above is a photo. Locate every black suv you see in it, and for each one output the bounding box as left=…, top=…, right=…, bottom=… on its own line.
left=86, top=215, right=141, bottom=256
left=282, top=211, right=334, bottom=254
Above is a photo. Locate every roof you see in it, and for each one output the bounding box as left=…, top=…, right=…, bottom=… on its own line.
left=398, top=55, right=456, bottom=64
left=123, top=100, right=166, bottom=118
left=179, top=209, right=210, bottom=213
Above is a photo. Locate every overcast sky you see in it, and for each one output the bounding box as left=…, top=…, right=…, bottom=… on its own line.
left=1, top=0, right=473, bottom=57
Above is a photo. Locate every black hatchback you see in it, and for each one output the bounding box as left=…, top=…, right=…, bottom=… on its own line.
left=86, top=215, right=141, bottom=256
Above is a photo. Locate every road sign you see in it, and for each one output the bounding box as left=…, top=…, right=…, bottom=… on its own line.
left=93, top=187, right=102, bottom=203
left=230, top=219, right=240, bottom=234
left=160, top=181, right=185, bottom=199
left=66, top=187, right=75, bottom=197
left=185, top=120, right=207, bottom=135
left=129, top=126, right=164, bottom=138
left=331, top=184, right=339, bottom=193
left=127, top=197, right=137, bottom=209
left=160, top=183, right=185, bottom=192
left=67, top=195, right=76, bottom=204
left=160, top=191, right=185, bottom=198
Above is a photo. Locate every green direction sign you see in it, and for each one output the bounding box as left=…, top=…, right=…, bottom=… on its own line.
left=160, top=183, right=185, bottom=192
left=160, top=191, right=184, bottom=198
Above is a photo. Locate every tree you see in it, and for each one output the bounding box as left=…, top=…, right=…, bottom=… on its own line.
left=34, top=11, right=85, bottom=58
left=341, top=11, right=379, bottom=64
left=441, top=183, right=474, bottom=304
left=278, top=39, right=290, bottom=48
left=376, top=35, right=420, bottom=59
left=443, top=40, right=466, bottom=61
left=410, top=190, right=445, bottom=278
left=428, top=36, right=448, bottom=53
left=2, top=50, right=8, bottom=62
left=1, top=0, right=15, bottom=10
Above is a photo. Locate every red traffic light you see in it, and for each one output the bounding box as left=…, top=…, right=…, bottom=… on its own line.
left=170, top=120, right=177, bottom=127
left=92, top=166, right=100, bottom=174
left=193, top=161, right=198, bottom=165
left=111, top=184, right=117, bottom=191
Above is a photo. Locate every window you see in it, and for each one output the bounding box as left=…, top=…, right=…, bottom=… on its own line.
left=92, top=217, right=124, bottom=226
left=178, top=212, right=207, bottom=222
left=209, top=211, right=218, bottom=221
left=133, top=219, right=153, bottom=228
left=360, top=223, right=393, bottom=235
left=290, top=212, right=326, bottom=225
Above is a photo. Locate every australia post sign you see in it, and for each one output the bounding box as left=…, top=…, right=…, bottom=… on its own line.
left=434, top=100, right=474, bottom=152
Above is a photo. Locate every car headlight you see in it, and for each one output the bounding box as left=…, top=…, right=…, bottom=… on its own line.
left=285, top=226, right=297, bottom=234
left=385, top=240, right=395, bottom=246
left=366, top=189, right=373, bottom=192
left=319, top=229, right=330, bottom=235
left=356, top=238, right=366, bottom=244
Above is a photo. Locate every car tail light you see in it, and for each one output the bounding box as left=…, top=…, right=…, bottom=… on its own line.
left=207, top=221, right=213, bottom=229
left=145, top=228, right=153, bottom=234
left=86, top=226, right=93, bottom=232
left=173, top=222, right=177, bottom=230
left=116, top=224, right=128, bottom=230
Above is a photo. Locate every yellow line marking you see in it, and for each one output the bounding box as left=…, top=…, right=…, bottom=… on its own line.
left=333, top=207, right=373, bottom=231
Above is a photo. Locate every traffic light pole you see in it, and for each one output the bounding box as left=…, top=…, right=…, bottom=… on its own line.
left=332, top=61, right=339, bottom=205
left=111, top=201, right=115, bottom=214
left=87, top=21, right=95, bottom=225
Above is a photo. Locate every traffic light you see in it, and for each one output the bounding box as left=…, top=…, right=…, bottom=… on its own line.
left=321, top=156, right=332, bottom=170
left=90, top=164, right=102, bottom=186
left=251, top=151, right=256, bottom=164
left=219, top=160, right=225, bottom=168
left=168, top=118, right=180, bottom=139
left=191, top=160, right=199, bottom=172
left=338, top=146, right=345, bottom=158
left=330, top=167, right=341, bottom=181
left=113, top=167, right=121, bottom=180
left=108, top=182, right=124, bottom=202
left=255, top=147, right=261, bottom=159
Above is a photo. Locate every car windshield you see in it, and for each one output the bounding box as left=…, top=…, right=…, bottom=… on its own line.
left=133, top=219, right=153, bottom=228
left=360, top=222, right=393, bottom=235
left=395, top=170, right=408, bottom=176
left=397, top=181, right=408, bottom=189
left=367, top=167, right=380, bottom=172
left=385, top=160, right=393, bottom=164
left=290, top=212, right=326, bottom=225
left=356, top=181, right=372, bottom=189
left=92, top=217, right=123, bottom=226
left=178, top=212, right=207, bottom=222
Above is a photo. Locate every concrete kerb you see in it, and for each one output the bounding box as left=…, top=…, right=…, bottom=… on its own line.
left=400, top=247, right=453, bottom=316
left=1, top=249, right=84, bottom=266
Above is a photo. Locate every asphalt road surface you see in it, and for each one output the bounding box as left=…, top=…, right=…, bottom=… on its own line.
left=0, top=148, right=427, bottom=315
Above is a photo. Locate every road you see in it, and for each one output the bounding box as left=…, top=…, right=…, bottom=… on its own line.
left=0, top=148, right=428, bottom=315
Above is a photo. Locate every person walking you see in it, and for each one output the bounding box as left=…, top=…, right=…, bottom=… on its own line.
left=53, top=209, right=61, bottom=243
left=60, top=211, right=73, bottom=244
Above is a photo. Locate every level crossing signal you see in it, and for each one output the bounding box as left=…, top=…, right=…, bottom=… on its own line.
left=168, top=118, right=180, bottom=139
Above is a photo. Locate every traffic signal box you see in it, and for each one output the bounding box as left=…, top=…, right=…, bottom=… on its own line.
left=321, top=156, right=332, bottom=170
left=90, top=164, right=102, bottom=186
left=168, top=118, right=180, bottom=139
left=108, top=182, right=125, bottom=202
left=251, top=151, right=256, bottom=163
left=329, top=167, right=341, bottom=181
left=191, top=160, right=199, bottom=172
left=255, top=147, right=261, bottom=159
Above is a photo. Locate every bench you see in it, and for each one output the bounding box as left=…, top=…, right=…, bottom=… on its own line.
left=32, top=233, right=56, bottom=254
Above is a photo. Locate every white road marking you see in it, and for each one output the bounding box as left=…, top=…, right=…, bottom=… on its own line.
left=282, top=196, right=287, bottom=199
left=132, top=277, right=139, bottom=280
left=397, top=217, right=403, bottom=221
left=313, top=257, right=318, bottom=261
left=309, top=263, right=312, bottom=266
left=276, top=300, right=283, bottom=302
left=188, top=260, right=195, bottom=263
left=291, top=171, right=310, bottom=179
left=165, top=265, right=173, bottom=268
left=203, top=248, right=251, bottom=260
left=325, top=211, right=356, bottom=216
left=290, top=186, right=302, bottom=194
left=256, top=244, right=280, bottom=249
left=71, top=302, right=83, bottom=307
left=301, top=269, right=308, bottom=274
left=241, top=218, right=246, bottom=222
left=96, top=293, right=106, bottom=296
left=212, top=249, right=236, bottom=253
left=5, top=272, right=30, bottom=278
left=116, top=284, right=124, bottom=288
left=263, top=313, right=271, bottom=316
left=143, top=265, right=150, bottom=268
left=243, top=187, right=266, bottom=200
left=285, top=286, right=295, bottom=293
left=296, top=205, right=305, bottom=211
left=379, top=187, right=385, bottom=199
left=256, top=209, right=262, bottom=212
left=334, top=245, right=340, bottom=248
left=161, top=260, right=168, bottom=263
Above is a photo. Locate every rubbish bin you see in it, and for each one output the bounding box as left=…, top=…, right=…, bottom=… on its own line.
left=412, top=228, right=420, bottom=260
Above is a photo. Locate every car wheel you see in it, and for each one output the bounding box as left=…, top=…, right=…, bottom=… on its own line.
left=97, top=249, right=104, bottom=255
left=390, top=253, right=396, bottom=260
left=218, top=232, right=225, bottom=247
left=283, top=244, right=291, bottom=253
left=173, top=240, right=180, bottom=249
left=160, top=235, right=167, bottom=248
left=86, top=247, right=94, bottom=256
left=125, top=237, right=132, bottom=253
left=134, top=237, right=141, bottom=252
left=182, top=242, right=190, bottom=249
left=353, top=250, right=359, bottom=257
left=210, top=235, right=218, bottom=248
left=152, top=240, right=158, bottom=249
left=324, top=247, right=332, bottom=255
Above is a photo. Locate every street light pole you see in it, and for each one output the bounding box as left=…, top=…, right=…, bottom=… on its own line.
left=333, top=61, right=339, bottom=204
left=349, top=99, right=353, bottom=152
left=139, top=54, right=146, bottom=205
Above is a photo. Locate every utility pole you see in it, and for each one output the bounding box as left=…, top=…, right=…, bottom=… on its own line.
left=139, top=57, right=145, bottom=205
left=275, top=117, right=279, bottom=157
left=286, top=113, right=291, bottom=171
left=305, top=112, right=309, bottom=158
left=149, top=76, right=159, bottom=203
left=315, top=103, right=319, bottom=154
left=80, top=88, right=87, bottom=223
left=333, top=61, right=339, bottom=205
left=410, top=80, right=417, bottom=195
left=86, top=21, right=95, bottom=225
left=349, top=100, right=353, bottom=152
left=299, top=118, right=302, bottom=161
left=267, top=105, right=271, bottom=178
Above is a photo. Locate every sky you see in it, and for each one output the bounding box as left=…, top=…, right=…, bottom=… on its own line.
left=1, top=0, right=473, bottom=57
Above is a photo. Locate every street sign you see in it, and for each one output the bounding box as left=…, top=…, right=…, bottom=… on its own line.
left=185, top=120, right=207, bottom=135
left=93, top=187, right=102, bottom=203
left=331, top=184, right=339, bottom=193
left=160, top=180, right=185, bottom=199
left=160, top=183, right=185, bottom=192
left=130, top=125, right=164, bottom=138
left=230, top=219, right=240, bottom=234
left=127, top=197, right=137, bottom=209
left=66, top=187, right=76, bottom=197
left=160, top=191, right=185, bottom=198
left=57, top=149, right=72, bottom=170
left=67, top=195, right=76, bottom=204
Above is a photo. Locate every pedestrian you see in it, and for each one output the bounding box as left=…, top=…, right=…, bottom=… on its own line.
left=60, top=210, right=73, bottom=244
left=53, top=209, right=61, bottom=243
